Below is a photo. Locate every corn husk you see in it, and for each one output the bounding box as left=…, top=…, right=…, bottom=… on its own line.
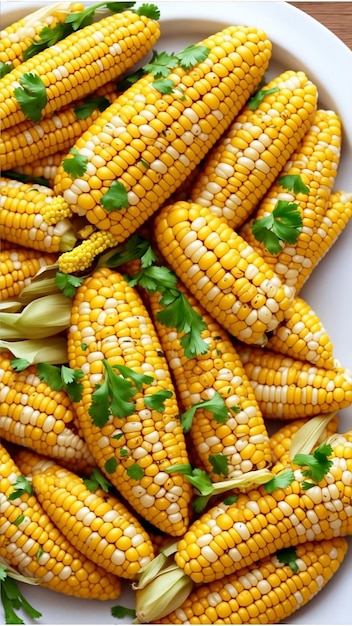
left=289, top=413, right=337, bottom=458
left=0, top=293, right=71, bottom=339
left=0, top=336, right=68, bottom=364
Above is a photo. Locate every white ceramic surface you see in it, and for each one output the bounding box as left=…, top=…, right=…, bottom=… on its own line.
left=1, top=2, right=352, bottom=624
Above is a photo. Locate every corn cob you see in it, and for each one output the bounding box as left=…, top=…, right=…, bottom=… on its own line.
left=266, top=296, right=336, bottom=368
left=0, top=2, right=84, bottom=68
left=146, top=282, right=272, bottom=480
left=154, top=201, right=295, bottom=346
left=10, top=152, right=65, bottom=187
left=0, top=81, right=119, bottom=171
left=190, top=70, right=318, bottom=230
left=269, top=415, right=338, bottom=465
left=67, top=266, right=193, bottom=536
left=0, top=441, right=122, bottom=599
left=239, top=110, right=344, bottom=294
left=0, top=9, right=160, bottom=130
left=236, top=344, right=352, bottom=419
left=53, top=25, right=272, bottom=242
left=175, top=430, right=352, bottom=583
left=0, top=351, right=95, bottom=474
left=30, top=462, right=155, bottom=579
left=0, top=246, right=57, bottom=301
left=154, top=537, right=348, bottom=624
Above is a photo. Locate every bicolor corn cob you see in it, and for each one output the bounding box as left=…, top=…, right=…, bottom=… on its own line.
left=0, top=351, right=95, bottom=474
left=266, top=296, right=336, bottom=368
left=240, top=109, right=343, bottom=293
left=175, top=430, right=352, bottom=583
left=0, top=2, right=84, bottom=68
left=0, top=9, right=161, bottom=130
left=53, top=25, right=272, bottom=242
left=146, top=282, right=272, bottom=479
left=31, top=462, right=155, bottom=579
left=269, top=415, right=338, bottom=466
left=154, top=201, right=295, bottom=345
left=10, top=152, right=66, bottom=187
left=67, top=266, right=193, bottom=536
left=190, top=70, right=318, bottom=230
left=0, top=442, right=122, bottom=599
left=155, top=537, right=348, bottom=624
left=0, top=81, right=119, bottom=171
left=0, top=246, right=57, bottom=300
left=236, top=344, right=352, bottom=419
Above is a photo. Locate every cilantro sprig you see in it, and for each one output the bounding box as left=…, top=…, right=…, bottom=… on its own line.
left=8, top=476, right=33, bottom=500
left=100, top=181, right=129, bottom=211
left=13, top=73, right=47, bottom=123
left=293, top=442, right=333, bottom=489
left=0, top=61, right=13, bottom=78
left=248, top=86, right=279, bottom=110
left=74, top=95, right=110, bottom=120
left=83, top=467, right=113, bottom=492
left=98, top=233, right=157, bottom=269
left=62, top=147, right=88, bottom=178
left=276, top=546, right=299, bottom=573
left=65, top=1, right=136, bottom=31
left=55, top=272, right=84, bottom=297
left=251, top=200, right=302, bottom=254
left=33, top=363, right=84, bottom=402
left=111, top=605, right=136, bottom=620
left=23, top=22, right=72, bottom=60
left=0, top=565, right=42, bottom=625
left=180, top=392, right=239, bottom=433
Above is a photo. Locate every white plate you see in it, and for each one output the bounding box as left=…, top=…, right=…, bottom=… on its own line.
left=1, top=2, right=352, bottom=624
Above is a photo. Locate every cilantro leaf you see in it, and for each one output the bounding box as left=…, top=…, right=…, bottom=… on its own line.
left=89, top=359, right=136, bottom=426
left=276, top=546, right=299, bottom=573
left=100, top=234, right=156, bottom=269
left=22, top=23, right=72, bottom=60
left=37, top=362, right=62, bottom=391
left=0, top=574, right=42, bottom=624
left=248, top=86, right=279, bottom=110
left=65, top=2, right=135, bottom=31
left=143, top=50, right=179, bottom=78
left=101, top=181, right=129, bottom=211
left=8, top=476, right=33, bottom=500
left=13, top=73, right=47, bottom=123
left=62, top=147, right=88, bottom=178
left=223, top=493, right=238, bottom=505
left=152, top=78, right=174, bottom=94
left=126, top=462, right=144, bottom=480
left=209, top=453, right=229, bottom=476
left=176, top=44, right=210, bottom=70
left=157, top=291, right=209, bottom=358
left=74, top=96, right=110, bottom=120
left=180, top=392, right=230, bottom=433
left=112, top=363, right=153, bottom=391
left=134, top=3, right=160, bottom=19
left=10, top=358, right=30, bottom=372
left=55, top=272, right=84, bottom=297
left=83, top=467, right=112, bottom=492
left=128, top=265, right=177, bottom=292
left=278, top=174, right=310, bottom=195
left=1, top=169, right=50, bottom=187
left=104, top=457, right=118, bottom=474
left=144, top=389, right=173, bottom=412
left=251, top=200, right=302, bottom=254
left=264, top=469, right=295, bottom=493
left=293, top=442, right=333, bottom=484
left=111, top=605, right=136, bottom=619
left=36, top=363, right=84, bottom=402
left=0, top=61, right=13, bottom=78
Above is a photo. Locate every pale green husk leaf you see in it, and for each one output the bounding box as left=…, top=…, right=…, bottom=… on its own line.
left=0, top=293, right=71, bottom=339
left=0, top=337, right=68, bottom=364
left=0, top=557, right=39, bottom=585
left=289, top=413, right=337, bottom=459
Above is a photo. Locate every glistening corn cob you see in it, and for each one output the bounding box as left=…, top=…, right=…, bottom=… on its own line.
left=175, top=430, right=352, bottom=583
left=266, top=296, right=336, bottom=369
left=190, top=70, right=317, bottom=230
left=0, top=81, right=119, bottom=171
left=146, top=282, right=272, bottom=479
left=53, top=25, right=272, bottom=242
left=154, top=201, right=295, bottom=345
left=0, top=2, right=84, bottom=68
left=0, top=246, right=57, bottom=301
left=239, top=109, right=343, bottom=293
left=0, top=8, right=161, bottom=130
left=67, top=266, right=193, bottom=536
left=0, top=442, right=122, bottom=599
left=236, top=344, right=352, bottom=419
left=0, top=351, right=95, bottom=474
left=153, top=537, right=348, bottom=624
left=31, top=462, right=155, bottom=579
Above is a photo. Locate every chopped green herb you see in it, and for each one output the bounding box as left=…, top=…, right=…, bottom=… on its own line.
left=278, top=174, right=310, bottom=195
left=13, top=73, right=47, bottom=123
left=0, top=565, right=42, bottom=624
left=74, top=95, right=110, bottom=119
left=55, top=272, right=84, bottom=298
left=36, top=363, right=84, bottom=402
left=223, top=493, right=238, bottom=506
left=99, top=233, right=157, bottom=269
left=8, top=476, right=33, bottom=500
left=112, top=364, right=153, bottom=391
left=176, top=44, right=210, bottom=70
left=119, top=448, right=129, bottom=457
left=264, top=469, right=295, bottom=493
left=209, top=453, right=229, bottom=476
left=144, top=389, right=173, bottom=412
left=293, top=442, right=333, bottom=486
left=89, top=359, right=137, bottom=426
left=62, top=147, right=88, bottom=178
left=100, top=181, right=129, bottom=211
left=134, top=3, right=160, bottom=19
left=251, top=200, right=303, bottom=254
left=65, top=1, right=135, bottom=31
left=276, top=546, right=299, bottom=573
left=126, top=462, right=144, bottom=480
left=23, top=22, right=72, bottom=60
left=111, top=605, right=136, bottom=619
left=104, top=457, right=118, bottom=474
left=10, top=358, right=31, bottom=373
left=152, top=77, right=174, bottom=94
left=81, top=343, right=88, bottom=351
left=1, top=169, right=50, bottom=187
left=0, top=61, right=13, bottom=78
left=36, top=546, right=44, bottom=560
left=144, top=50, right=179, bottom=78
left=13, top=515, right=25, bottom=526
left=157, top=290, right=209, bottom=358
left=83, top=467, right=112, bottom=492
left=248, top=86, right=279, bottom=110
left=180, top=392, right=234, bottom=433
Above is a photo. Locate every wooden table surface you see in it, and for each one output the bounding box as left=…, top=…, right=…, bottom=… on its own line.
left=290, top=2, right=352, bottom=50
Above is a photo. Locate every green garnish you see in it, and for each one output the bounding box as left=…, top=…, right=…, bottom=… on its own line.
left=83, top=467, right=112, bottom=492
left=111, top=605, right=137, bottom=619
left=23, top=22, right=72, bottom=60
left=0, top=564, right=42, bottom=625
left=134, top=3, right=160, bottom=19
left=248, top=86, right=279, bottom=110
left=176, top=44, right=209, bottom=70
left=251, top=200, right=303, bottom=254
left=13, top=73, right=47, bottom=123
left=74, top=95, right=110, bottom=120
left=180, top=392, right=234, bottom=433
left=1, top=169, right=50, bottom=187
left=264, top=469, right=295, bottom=493
left=144, top=389, right=173, bottom=412
left=13, top=515, right=25, bottom=526
left=143, top=50, right=179, bottom=78
left=89, top=360, right=137, bottom=426
left=65, top=2, right=136, bottom=31
left=36, top=363, right=84, bottom=402
left=62, top=147, right=88, bottom=178
left=223, top=493, right=238, bottom=505
left=276, top=546, right=299, bottom=573
left=152, top=77, right=174, bottom=94
left=8, top=476, right=33, bottom=500
left=278, top=174, right=310, bottom=195
left=55, top=272, right=84, bottom=298
left=127, top=462, right=144, bottom=480
left=104, top=457, right=118, bottom=474
left=9, top=358, right=31, bottom=373
left=209, top=453, right=229, bottom=477
left=0, top=61, right=13, bottom=78
left=100, top=181, right=129, bottom=211
left=293, top=442, right=333, bottom=489
left=99, top=233, right=157, bottom=269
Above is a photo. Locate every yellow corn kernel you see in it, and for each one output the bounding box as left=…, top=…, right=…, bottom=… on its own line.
left=236, top=344, right=352, bottom=419
left=67, top=267, right=192, bottom=536
left=0, top=442, right=121, bottom=600
left=0, top=10, right=161, bottom=129
left=190, top=70, right=318, bottom=229
left=154, top=201, right=294, bottom=346
left=175, top=430, right=352, bottom=583
left=0, top=246, right=57, bottom=300
left=53, top=25, right=272, bottom=242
